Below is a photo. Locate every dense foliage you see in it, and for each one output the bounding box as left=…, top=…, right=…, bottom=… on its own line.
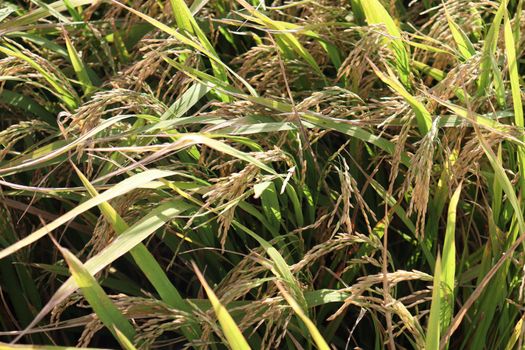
left=1, top=0, right=525, bottom=349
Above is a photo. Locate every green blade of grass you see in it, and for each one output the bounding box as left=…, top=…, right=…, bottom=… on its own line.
left=504, top=315, right=525, bottom=350
left=440, top=234, right=525, bottom=348
left=504, top=7, right=522, bottom=127
left=0, top=169, right=176, bottom=260
left=477, top=0, right=506, bottom=96
left=444, top=6, right=475, bottom=60
left=72, top=165, right=199, bottom=340
left=0, top=115, right=131, bottom=176
left=114, top=327, right=139, bottom=350
left=412, top=60, right=446, bottom=81
left=33, top=262, right=143, bottom=296
left=0, top=89, right=55, bottom=124
left=426, top=255, right=442, bottom=350
left=162, top=57, right=411, bottom=165
left=355, top=0, right=411, bottom=87
left=168, top=0, right=229, bottom=85
left=232, top=221, right=308, bottom=312
left=260, top=181, right=281, bottom=234
left=0, top=211, right=42, bottom=329
left=62, top=0, right=82, bottom=21
left=412, top=60, right=467, bottom=102
left=109, top=0, right=257, bottom=97
left=57, top=245, right=136, bottom=342
left=275, top=281, right=330, bottom=350
left=476, top=128, right=525, bottom=235
left=428, top=97, right=517, bottom=139
left=193, top=262, right=251, bottom=350
left=169, top=0, right=193, bottom=35
left=12, top=199, right=194, bottom=343
left=64, top=31, right=94, bottom=95
left=369, top=61, right=431, bottom=134
left=504, top=7, right=525, bottom=194
left=235, top=0, right=324, bottom=78
left=492, top=145, right=504, bottom=229
left=182, top=134, right=276, bottom=175
left=0, top=45, right=78, bottom=109
left=5, top=32, right=68, bottom=57
left=441, top=184, right=461, bottom=331
left=160, top=82, right=210, bottom=120
left=0, top=0, right=93, bottom=30
left=490, top=56, right=506, bottom=107
left=28, top=0, right=71, bottom=24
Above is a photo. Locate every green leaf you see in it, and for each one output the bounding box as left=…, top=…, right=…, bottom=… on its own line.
left=28, top=0, right=71, bottom=24
left=169, top=0, right=230, bottom=100
left=193, top=262, right=251, bottom=350
left=477, top=0, right=506, bottom=96
left=370, top=61, right=432, bottom=135
left=0, top=45, right=78, bottom=109
left=58, top=246, right=136, bottom=342
left=181, top=134, right=277, bottom=175
left=260, top=181, right=281, bottom=234
left=444, top=6, right=475, bottom=60
left=441, top=184, right=461, bottom=331
left=64, top=32, right=94, bottom=94
left=275, top=281, right=330, bottom=350
left=162, top=56, right=411, bottom=165
left=232, top=221, right=308, bottom=311
left=109, top=0, right=257, bottom=97
left=490, top=56, right=506, bottom=107
left=355, top=0, right=411, bottom=87
left=160, top=82, right=210, bottom=120
left=426, top=255, right=442, bottom=350
left=114, top=327, right=139, bottom=350
left=72, top=165, right=199, bottom=340
left=0, top=169, right=176, bottom=260
left=12, top=200, right=193, bottom=343
left=504, top=8, right=523, bottom=129
left=0, top=89, right=55, bottom=124
left=504, top=315, right=525, bottom=350
left=235, top=0, right=324, bottom=78
left=476, top=129, right=525, bottom=235
left=0, top=0, right=93, bottom=30
left=503, top=7, right=525, bottom=194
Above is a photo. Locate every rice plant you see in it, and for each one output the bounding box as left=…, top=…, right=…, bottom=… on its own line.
left=0, top=0, right=524, bottom=349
